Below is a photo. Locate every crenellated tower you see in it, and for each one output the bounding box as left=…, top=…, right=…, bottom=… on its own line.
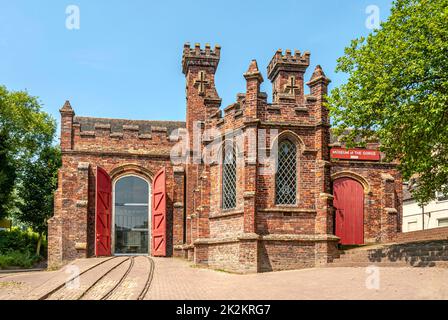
left=182, top=42, right=222, bottom=141
left=267, top=49, right=310, bottom=105
left=182, top=43, right=222, bottom=258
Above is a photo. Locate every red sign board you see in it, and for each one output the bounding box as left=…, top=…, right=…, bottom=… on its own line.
left=330, top=148, right=380, bottom=161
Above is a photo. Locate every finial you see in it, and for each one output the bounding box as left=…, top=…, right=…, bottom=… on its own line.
left=244, top=59, right=263, bottom=82
left=60, top=100, right=74, bottom=114
left=307, top=65, right=331, bottom=86
left=246, top=59, right=259, bottom=73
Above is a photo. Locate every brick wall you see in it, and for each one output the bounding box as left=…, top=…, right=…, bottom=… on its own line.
left=48, top=103, right=186, bottom=268
left=396, top=226, right=448, bottom=243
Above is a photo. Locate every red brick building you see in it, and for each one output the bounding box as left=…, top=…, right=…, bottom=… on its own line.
left=48, top=43, right=403, bottom=272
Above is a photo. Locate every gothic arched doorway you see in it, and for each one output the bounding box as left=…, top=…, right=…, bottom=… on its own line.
left=333, top=177, right=364, bottom=245
left=112, top=175, right=151, bottom=255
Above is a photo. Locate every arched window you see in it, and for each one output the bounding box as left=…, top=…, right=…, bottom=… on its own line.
left=276, top=139, right=297, bottom=205
left=222, top=143, right=236, bottom=210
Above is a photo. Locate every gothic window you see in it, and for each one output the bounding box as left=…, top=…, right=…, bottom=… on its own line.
left=222, top=143, right=237, bottom=210
left=275, top=139, right=297, bottom=205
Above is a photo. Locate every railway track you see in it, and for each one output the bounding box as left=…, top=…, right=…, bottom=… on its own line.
left=39, top=256, right=155, bottom=300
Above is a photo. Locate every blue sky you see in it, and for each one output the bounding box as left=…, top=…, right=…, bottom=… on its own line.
left=0, top=0, right=392, bottom=127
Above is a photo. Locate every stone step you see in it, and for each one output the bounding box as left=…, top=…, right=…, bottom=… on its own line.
left=340, top=245, right=448, bottom=254
left=337, top=252, right=448, bottom=259
left=340, top=249, right=448, bottom=257
left=325, top=261, right=414, bottom=268
left=330, top=240, right=448, bottom=268
left=337, top=255, right=448, bottom=263
left=333, top=258, right=448, bottom=266
left=332, top=260, right=448, bottom=268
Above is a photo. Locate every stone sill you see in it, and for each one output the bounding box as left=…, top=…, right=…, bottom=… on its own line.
left=258, top=208, right=317, bottom=214
left=174, top=244, right=193, bottom=250
left=260, top=234, right=339, bottom=242
left=209, top=210, right=244, bottom=219
left=193, top=233, right=339, bottom=245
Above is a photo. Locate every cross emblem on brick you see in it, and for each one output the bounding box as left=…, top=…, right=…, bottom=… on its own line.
left=194, top=71, right=209, bottom=96
left=284, top=76, right=299, bottom=96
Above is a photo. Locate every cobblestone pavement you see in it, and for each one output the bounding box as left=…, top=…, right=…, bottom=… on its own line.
left=0, top=257, right=447, bottom=300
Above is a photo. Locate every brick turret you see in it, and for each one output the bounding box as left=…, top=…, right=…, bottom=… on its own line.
left=243, top=59, right=263, bottom=120
left=60, top=100, right=74, bottom=151
left=267, top=49, right=310, bottom=105
left=182, top=43, right=222, bottom=257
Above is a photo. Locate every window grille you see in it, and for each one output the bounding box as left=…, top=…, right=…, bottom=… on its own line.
left=222, top=144, right=237, bottom=209
left=275, top=139, right=297, bottom=205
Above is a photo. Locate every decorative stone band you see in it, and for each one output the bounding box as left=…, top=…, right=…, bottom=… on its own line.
left=209, top=210, right=244, bottom=219
left=173, top=166, right=185, bottom=174
left=76, top=200, right=88, bottom=208
left=385, top=207, right=398, bottom=214
left=305, top=95, right=317, bottom=103
left=260, top=234, right=340, bottom=242
left=243, top=191, right=256, bottom=199
left=151, top=126, right=168, bottom=133
left=123, top=125, right=139, bottom=131
left=75, top=242, right=87, bottom=250
left=79, top=131, right=95, bottom=137
left=257, top=208, right=317, bottom=214
left=381, top=173, right=395, bottom=182
left=173, top=244, right=194, bottom=250
left=319, top=193, right=334, bottom=200
left=110, top=132, right=124, bottom=138
left=94, top=123, right=111, bottom=130
left=193, top=233, right=339, bottom=245
left=138, top=134, right=152, bottom=140
left=77, top=162, right=90, bottom=171
left=173, top=202, right=184, bottom=208
left=294, top=105, right=308, bottom=112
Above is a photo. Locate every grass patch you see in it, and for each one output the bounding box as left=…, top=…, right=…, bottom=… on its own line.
left=0, top=251, right=41, bottom=269
left=0, top=228, right=46, bottom=269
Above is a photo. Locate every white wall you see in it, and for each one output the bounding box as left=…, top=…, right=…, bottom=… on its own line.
left=403, top=198, right=448, bottom=232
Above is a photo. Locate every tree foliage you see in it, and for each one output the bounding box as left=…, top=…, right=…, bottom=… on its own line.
left=0, top=131, right=16, bottom=219
left=0, top=85, right=56, bottom=218
left=328, top=0, right=448, bottom=204
left=15, top=146, right=61, bottom=237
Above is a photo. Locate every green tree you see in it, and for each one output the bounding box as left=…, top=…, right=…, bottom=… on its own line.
left=0, top=85, right=56, bottom=218
left=328, top=0, right=448, bottom=204
left=15, top=146, right=61, bottom=255
left=0, top=131, right=16, bottom=219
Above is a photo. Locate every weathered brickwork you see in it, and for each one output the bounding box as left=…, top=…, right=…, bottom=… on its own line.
left=48, top=43, right=403, bottom=273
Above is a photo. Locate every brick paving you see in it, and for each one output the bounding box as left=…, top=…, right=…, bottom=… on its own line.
left=0, top=257, right=447, bottom=300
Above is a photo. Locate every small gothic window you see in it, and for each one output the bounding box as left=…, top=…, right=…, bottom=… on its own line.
left=222, top=143, right=237, bottom=210
left=276, top=139, right=297, bottom=205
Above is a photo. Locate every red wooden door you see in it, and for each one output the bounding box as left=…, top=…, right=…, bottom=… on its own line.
left=152, top=167, right=167, bottom=257
left=95, top=166, right=112, bottom=256
left=333, top=178, right=364, bottom=245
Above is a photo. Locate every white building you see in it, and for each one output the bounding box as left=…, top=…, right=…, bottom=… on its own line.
left=402, top=183, right=448, bottom=232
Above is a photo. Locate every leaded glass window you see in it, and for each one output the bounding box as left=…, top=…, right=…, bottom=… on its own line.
left=275, top=139, right=297, bottom=205
left=222, top=143, right=237, bottom=210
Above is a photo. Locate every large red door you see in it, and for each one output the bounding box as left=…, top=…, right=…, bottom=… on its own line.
left=333, top=178, right=364, bottom=245
left=152, top=167, right=167, bottom=257
left=95, top=166, right=112, bottom=256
